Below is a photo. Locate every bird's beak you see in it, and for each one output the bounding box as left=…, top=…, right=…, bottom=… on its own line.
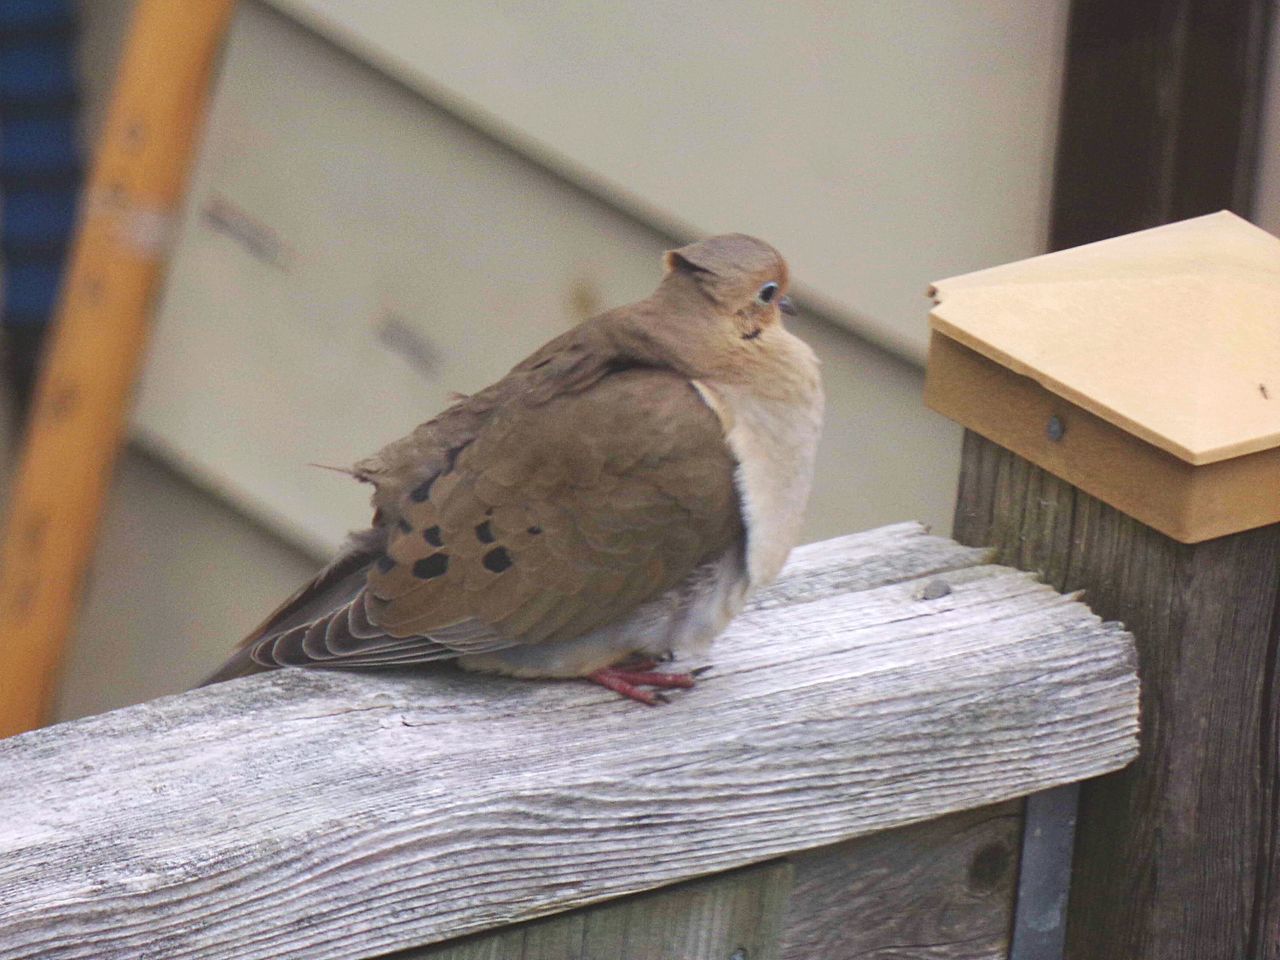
left=778, top=295, right=797, bottom=316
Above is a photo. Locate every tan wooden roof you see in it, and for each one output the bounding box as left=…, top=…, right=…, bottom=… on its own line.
left=929, top=211, right=1280, bottom=465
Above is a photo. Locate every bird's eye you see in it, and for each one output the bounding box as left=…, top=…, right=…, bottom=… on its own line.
left=756, top=282, right=779, bottom=305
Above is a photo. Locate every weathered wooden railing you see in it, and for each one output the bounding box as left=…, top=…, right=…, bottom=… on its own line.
left=0, top=523, right=1138, bottom=959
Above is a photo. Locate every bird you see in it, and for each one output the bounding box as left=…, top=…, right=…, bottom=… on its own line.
left=203, top=233, right=823, bottom=704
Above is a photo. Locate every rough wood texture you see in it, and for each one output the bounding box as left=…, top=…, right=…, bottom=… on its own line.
left=0, top=524, right=1138, bottom=960
left=1051, top=0, right=1271, bottom=250
left=782, top=801, right=1021, bottom=960
left=399, top=861, right=791, bottom=960
left=955, top=431, right=1280, bottom=960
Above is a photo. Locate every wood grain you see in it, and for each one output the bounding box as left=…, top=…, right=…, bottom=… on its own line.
left=0, top=524, right=1137, bottom=960
left=0, top=0, right=236, bottom=738
left=782, top=802, right=1022, bottom=960
left=954, top=431, right=1280, bottom=960
left=1051, top=0, right=1270, bottom=250
left=399, top=861, right=791, bottom=960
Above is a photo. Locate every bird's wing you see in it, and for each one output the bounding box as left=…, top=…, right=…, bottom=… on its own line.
left=247, top=366, right=742, bottom=669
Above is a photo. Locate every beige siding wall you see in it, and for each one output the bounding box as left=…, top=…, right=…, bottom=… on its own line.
left=270, top=0, right=1069, bottom=361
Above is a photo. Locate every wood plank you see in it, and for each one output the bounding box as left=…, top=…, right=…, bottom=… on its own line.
left=1050, top=0, right=1271, bottom=250
left=924, top=331, right=1280, bottom=543
left=782, top=802, right=1022, bottom=960
left=954, top=431, right=1280, bottom=960
left=0, top=524, right=1137, bottom=960
left=400, top=861, right=791, bottom=960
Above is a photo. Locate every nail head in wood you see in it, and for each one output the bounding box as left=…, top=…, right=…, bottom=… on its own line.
left=920, top=578, right=951, bottom=600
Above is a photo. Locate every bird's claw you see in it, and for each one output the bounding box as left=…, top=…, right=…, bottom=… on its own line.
left=588, top=665, right=701, bottom=706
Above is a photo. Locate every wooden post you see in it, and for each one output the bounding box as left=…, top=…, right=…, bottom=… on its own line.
left=403, top=862, right=793, bottom=960
left=0, top=0, right=236, bottom=737
left=926, top=211, right=1280, bottom=959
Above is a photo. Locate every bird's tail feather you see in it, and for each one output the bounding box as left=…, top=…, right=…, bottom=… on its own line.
left=197, top=646, right=266, bottom=687
left=196, top=528, right=385, bottom=688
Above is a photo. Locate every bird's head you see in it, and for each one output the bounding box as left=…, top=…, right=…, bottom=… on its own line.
left=623, top=233, right=816, bottom=393
left=661, top=233, right=795, bottom=339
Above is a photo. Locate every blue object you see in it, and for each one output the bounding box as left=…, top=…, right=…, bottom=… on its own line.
left=0, top=0, right=82, bottom=416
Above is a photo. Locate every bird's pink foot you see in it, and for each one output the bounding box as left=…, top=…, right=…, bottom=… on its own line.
left=588, top=664, right=701, bottom=706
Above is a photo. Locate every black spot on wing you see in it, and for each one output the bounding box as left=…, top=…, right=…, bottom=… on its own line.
left=482, top=547, right=513, bottom=573
left=413, top=553, right=449, bottom=580
left=423, top=525, right=444, bottom=547
left=475, top=520, right=495, bottom=544
left=375, top=554, right=396, bottom=573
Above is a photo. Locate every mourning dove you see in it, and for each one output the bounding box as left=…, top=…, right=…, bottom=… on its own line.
left=205, top=234, right=823, bottom=703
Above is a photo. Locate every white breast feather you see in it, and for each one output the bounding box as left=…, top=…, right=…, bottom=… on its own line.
left=694, top=373, right=824, bottom=589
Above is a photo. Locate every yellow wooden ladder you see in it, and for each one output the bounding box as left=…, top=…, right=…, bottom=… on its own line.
left=0, top=0, right=237, bottom=737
